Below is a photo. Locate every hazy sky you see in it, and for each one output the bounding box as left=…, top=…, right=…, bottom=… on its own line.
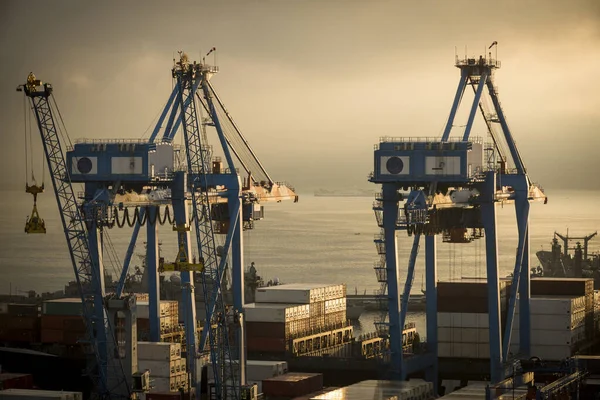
left=1, top=0, right=599, bottom=193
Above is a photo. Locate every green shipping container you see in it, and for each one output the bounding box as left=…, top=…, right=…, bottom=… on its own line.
left=42, top=298, right=84, bottom=317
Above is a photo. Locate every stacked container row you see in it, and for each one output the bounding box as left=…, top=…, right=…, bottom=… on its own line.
left=137, top=300, right=180, bottom=338
left=206, top=360, right=288, bottom=394
left=530, top=277, right=595, bottom=342
left=40, top=299, right=85, bottom=346
left=511, top=296, right=586, bottom=360
left=138, top=342, right=188, bottom=393
left=0, top=303, right=39, bottom=343
left=437, top=280, right=510, bottom=359
left=246, top=284, right=347, bottom=354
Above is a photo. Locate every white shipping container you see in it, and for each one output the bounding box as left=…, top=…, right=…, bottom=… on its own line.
left=136, top=300, right=178, bottom=320
left=0, top=303, right=8, bottom=314
left=438, top=312, right=452, bottom=327
left=516, top=296, right=586, bottom=315
left=246, top=363, right=279, bottom=381
left=438, top=326, right=490, bottom=344
left=511, top=326, right=583, bottom=347
left=244, top=303, right=309, bottom=322
left=255, top=283, right=345, bottom=304
left=438, top=342, right=452, bottom=357
left=138, top=342, right=181, bottom=361
left=513, top=313, right=584, bottom=331
left=138, top=359, right=177, bottom=378
left=150, top=376, right=177, bottom=392
left=0, top=389, right=83, bottom=400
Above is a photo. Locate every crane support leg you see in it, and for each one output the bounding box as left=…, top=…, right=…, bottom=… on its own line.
left=486, top=80, right=526, bottom=174
left=382, top=183, right=402, bottom=379
left=425, top=234, right=438, bottom=393
left=517, top=195, right=531, bottom=356
left=463, top=72, right=488, bottom=141
left=171, top=172, right=199, bottom=390
left=230, top=188, right=244, bottom=313
left=441, top=68, right=468, bottom=141
left=116, top=210, right=144, bottom=298
left=147, top=206, right=161, bottom=342
left=399, top=233, right=421, bottom=380
left=481, top=171, right=503, bottom=383
left=503, top=192, right=530, bottom=359
left=149, top=85, right=179, bottom=143
left=87, top=221, right=109, bottom=381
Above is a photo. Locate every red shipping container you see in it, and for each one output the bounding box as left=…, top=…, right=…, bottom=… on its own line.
left=0, top=374, right=34, bottom=390
left=262, top=373, right=323, bottom=398
left=531, top=278, right=592, bottom=297
left=41, top=328, right=64, bottom=343
left=41, top=315, right=67, bottom=330
left=246, top=337, right=286, bottom=352
left=8, top=316, right=39, bottom=330
left=6, top=329, right=39, bottom=343
left=63, top=317, right=86, bottom=332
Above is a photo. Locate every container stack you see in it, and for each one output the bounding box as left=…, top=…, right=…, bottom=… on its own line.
left=138, top=342, right=187, bottom=393
left=137, top=300, right=179, bottom=339
left=262, top=372, right=323, bottom=399
left=0, top=389, right=83, bottom=400
left=530, top=277, right=595, bottom=342
left=205, top=360, right=288, bottom=394
left=0, top=304, right=39, bottom=343
left=511, top=295, right=587, bottom=360
left=437, top=280, right=511, bottom=358
left=41, top=298, right=85, bottom=346
left=246, top=284, right=347, bottom=354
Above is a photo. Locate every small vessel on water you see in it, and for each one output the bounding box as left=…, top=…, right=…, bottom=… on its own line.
left=536, top=231, right=600, bottom=288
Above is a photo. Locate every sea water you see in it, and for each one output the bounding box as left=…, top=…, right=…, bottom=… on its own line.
left=1, top=189, right=599, bottom=337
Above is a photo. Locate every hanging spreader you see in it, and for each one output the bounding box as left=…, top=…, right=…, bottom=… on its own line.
left=25, top=184, right=46, bottom=234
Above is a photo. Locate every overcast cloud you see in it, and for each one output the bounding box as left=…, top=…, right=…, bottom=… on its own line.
left=1, top=0, right=599, bottom=192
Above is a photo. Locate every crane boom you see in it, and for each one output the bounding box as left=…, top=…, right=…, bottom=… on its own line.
left=18, top=74, right=130, bottom=399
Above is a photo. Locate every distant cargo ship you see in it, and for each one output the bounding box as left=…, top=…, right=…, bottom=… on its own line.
left=536, top=231, right=600, bottom=289
left=314, top=188, right=374, bottom=197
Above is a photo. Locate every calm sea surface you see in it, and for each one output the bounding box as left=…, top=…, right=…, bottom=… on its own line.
left=1, top=189, right=599, bottom=337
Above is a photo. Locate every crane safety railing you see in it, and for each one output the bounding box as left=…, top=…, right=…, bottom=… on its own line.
left=74, top=138, right=151, bottom=144
left=378, top=136, right=485, bottom=144
left=455, top=57, right=501, bottom=68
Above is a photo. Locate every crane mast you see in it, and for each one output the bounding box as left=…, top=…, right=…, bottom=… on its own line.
left=17, top=74, right=135, bottom=399
left=173, top=55, right=240, bottom=399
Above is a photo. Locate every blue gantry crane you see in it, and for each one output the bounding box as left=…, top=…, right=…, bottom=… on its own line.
left=370, top=47, right=547, bottom=387
left=18, top=74, right=150, bottom=399
left=20, top=49, right=297, bottom=399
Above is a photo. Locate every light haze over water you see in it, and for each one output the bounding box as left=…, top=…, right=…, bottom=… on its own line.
left=0, top=190, right=599, bottom=297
